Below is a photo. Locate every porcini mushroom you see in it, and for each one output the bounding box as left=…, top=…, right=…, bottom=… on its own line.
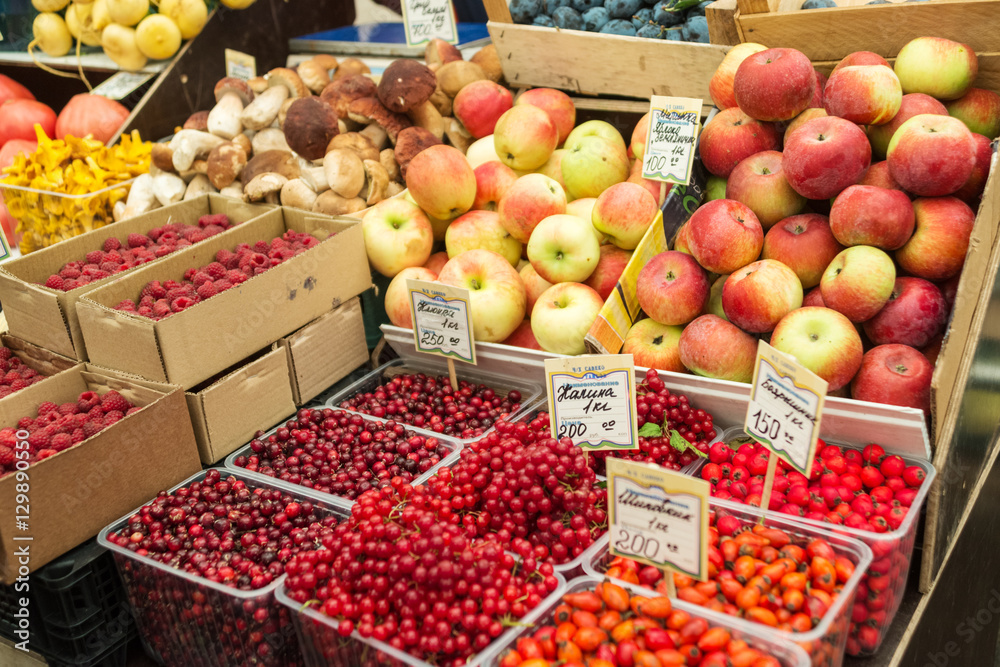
left=471, top=45, right=503, bottom=83
left=394, top=126, right=443, bottom=180
left=408, top=100, right=445, bottom=140
left=361, top=160, right=389, bottom=206
left=297, top=59, right=332, bottom=94
left=219, top=180, right=243, bottom=199
left=360, top=123, right=389, bottom=150
left=207, top=142, right=248, bottom=189
left=280, top=178, right=318, bottom=210
left=151, top=168, right=187, bottom=206
left=122, top=173, right=158, bottom=219
left=380, top=149, right=401, bottom=182
left=241, top=67, right=308, bottom=131
left=377, top=60, right=437, bottom=113
left=232, top=133, right=253, bottom=157
left=313, top=190, right=367, bottom=216
left=444, top=117, right=473, bottom=154
left=320, top=75, right=377, bottom=120
left=183, top=110, right=210, bottom=131
left=334, top=57, right=370, bottom=80
left=425, top=38, right=463, bottom=67
left=169, top=130, right=226, bottom=172
left=184, top=174, right=214, bottom=200
left=244, top=173, right=288, bottom=204
left=252, top=128, right=290, bottom=154
left=436, top=61, right=487, bottom=97
left=151, top=142, right=175, bottom=172
left=300, top=166, right=329, bottom=193
left=242, top=149, right=301, bottom=185
left=348, top=97, right=411, bottom=145
left=324, top=149, right=365, bottom=199
left=284, top=97, right=340, bottom=161
left=329, top=132, right=379, bottom=162
left=207, top=77, right=254, bottom=140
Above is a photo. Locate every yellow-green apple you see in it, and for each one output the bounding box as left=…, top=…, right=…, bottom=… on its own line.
left=762, top=213, right=844, bottom=288
left=566, top=196, right=597, bottom=223
left=705, top=175, right=727, bottom=201
left=497, top=173, right=567, bottom=244
left=527, top=214, right=601, bottom=283
left=803, top=286, right=825, bottom=307
left=423, top=251, right=449, bottom=274
left=733, top=48, right=816, bottom=122
left=530, top=282, right=604, bottom=354
left=630, top=112, right=650, bottom=162
left=820, top=245, right=896, bottom=322
left=722, top=259, right=803, bottom=333
left=438, top=249, right=526, bottom=342
left=637, top=251, right=710, bottom=326
left=946, top=87, right=1000, bottom=138
left=493, top=105, right=558, bottom=171
left=361, top=198, right=433, bottom=277
left=627, top=158, right=670, bottom=207
left=585, top=245, right=631, bottom=300
left=923, top=333, right=944, bottom=366
left=784, top=108, right=827, bottom=144
left=832, top=51, right=890, bottom=74
left=857, top=160, right=905, bottom=191
left=850, top=344, right=933, bottom=412
left=678, top=314, right=757, bottom=383
left=698, top=107, right=780, bottom=177
left=565, top=120, right=628, bottom=155
left=515, top=88, right=576, bottom=145
left=445, top=210, right=522, bottom=266
left=782, top=116, right=871, bottom=200
left=809, top=70, right=827, bottom=109
left=623, top=319, right=686, bottom=373
left=453, top=80, right=513, bottom=139
left=519, top=262, right=553, bottom=316
left=887, top=114, right=976, bottom=197
left=863, top=277, right=947, bottom=347
left=709, top=42, right=769, bottom=110
left=466, top=135, right=503, bottom=169
left=823, top=65, right=902, bottom=126
left=726, top=150, right=807, bottom=229
left=771, top=306, right=864, bottom=390
left=896, top=196, right=975, bottom=281
left=561, top=134, right=629, bottom=200
left=535, top=149, right=571, bottom=198
left=592, top=181, right=659, bottom=250
left=707, top=274, right=728, bottom=319
left=674, top=222, right=692, bottom=255
left=894, top=36, right=978, bottom=100
left=501, top=319, right=542, bottom=350
left=472, top=161, right=518, bottom=211
left=867, top=93, right=947, bottom=158
left=384, top=267, right=437, bottom=328
left=405, top=144, right=476, bottom=219
left=954, top=132, right=993, bottom=203
left=686, top=199, right=764, bottom=274
left=829, top=185, right=915, bottom=250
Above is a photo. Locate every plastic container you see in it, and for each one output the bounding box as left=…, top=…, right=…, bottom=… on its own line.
left=276, top=569, right=566, bottom=667
left=223, top=411, right=463, bottom=510
left=324, top=358, right=542, bottom=447
left=487, top=575, right=812, bottom=667
left=584, top=500, right=872, bottom=667
left=98, top=468, right=352, bottom=667
left=689, top=426, right=936, bottom=657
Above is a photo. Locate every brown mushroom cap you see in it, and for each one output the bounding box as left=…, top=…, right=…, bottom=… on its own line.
left=151, top=143, right=175, bottom=172
left=242, top=150, right=301, bottom=186
left=394, top=126, right=443, bottom=180
left=183, top=110, right=210, bottom=131
left=320, top=75, right=377, bottom=120
left=247, top=76, right=268, bottom=94
left=207, top=143, right=248, bottom=189
left=284, top=97, right=340, bottom=162
left=267, top=67, right=309, bottom=99
left=297, top=60, right=332, bottom=95
left=328, top=132, right=379, bottom=162
left=334, top=57, right=370, bottom=80
left=214, top=77, right=254, bottom=104
left=348, top=97, right=412, bottom=145
left=425, top=39, right=463, bottom=67
left=377, top=60, right=437, bottom=114
left=470, top=45, right=503, bottom=83
left=312, top=54, right=339, bottom=72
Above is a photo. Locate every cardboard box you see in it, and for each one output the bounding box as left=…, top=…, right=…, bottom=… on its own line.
left=280, top=296, right=368, bottom=405
left=0, top=194, right=273, bottom=360
left=185, top=345, right=296, bottom=465
left=0, top=333, right=77, bottom=384
left=76, top=206, right=372, bottom=390
left=0, top=366, right=201, bottom=583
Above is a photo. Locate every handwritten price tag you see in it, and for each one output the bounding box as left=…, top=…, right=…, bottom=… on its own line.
left=225, top=49, right=257, bottom=81
left=544, top=355, right=637, bottom=451
left=401, top=0, right=458, bottom=46
left=607, top=458, right=710, bottom=581
left=745, top=340, right=827, bottom=477
left=91, top=71, right=155, bottom=101
left=407, top=278, right=476, bottom=364
left=642, top=96, right=702, bottom=186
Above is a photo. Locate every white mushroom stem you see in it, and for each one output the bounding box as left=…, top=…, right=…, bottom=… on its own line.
left=207, top=91, right=245, bottom=140
left=122, top=174, right=159, bottom=220
left=300, top=166, right=329, bottom=193
left=184, top=174, right=215, bottom=200
left=240, top=86, right=289, bottom=131
left=112, top=200, right=127, bottom=222
left=220, top=180, right=243, bottom=199
left=252, top=127, right=291, bottom=154
left=151, top=169, right=187, bottom=206
left=170, top=130, right=226, bottom=172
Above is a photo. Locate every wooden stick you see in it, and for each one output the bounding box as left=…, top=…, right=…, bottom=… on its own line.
left=663, top=569, right=677, bottom=598
left=447, top=358, right=458, bottom=391
left=758, top=455, right=779, bottom=524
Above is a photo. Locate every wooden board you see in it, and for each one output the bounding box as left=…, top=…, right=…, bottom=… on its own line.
left=707, top=0, right=743, bottom=46
left=487, top=22, right=729, bottom=100
left=736, top=0, right=1000, bottom=61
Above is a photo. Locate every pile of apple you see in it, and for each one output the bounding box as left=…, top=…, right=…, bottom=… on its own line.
left=625, top=36, right=997, bottom=413
left=369, top=87, right=667, bottom=355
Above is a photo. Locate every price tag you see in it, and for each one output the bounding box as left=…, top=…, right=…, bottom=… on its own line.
left=744, top=340, right=827, bottom=477
left=91, top=71, right=155, bottom=101
left=0, top=230, right=10, bottom=263
left=544, top=355, right=638, bottom=451
left=642, top=96, right=702, bottom=185
left=401, top=0, right=458, bottom=47
left=407, top=278, right=476, bottom=364
left=607, top=458, right=710, bottom=581
left=225, top=49, right=257, bottom=81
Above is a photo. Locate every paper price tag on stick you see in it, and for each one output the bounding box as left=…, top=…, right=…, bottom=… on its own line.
left=641, top=96, right=702, bottom=185
left=401, top=0, right=458, bottom=46
left=225, top=49, right=256, bottom=81
left=545, top=355, right=638, bottom=451
left=407, top=279, right=476, bottom=365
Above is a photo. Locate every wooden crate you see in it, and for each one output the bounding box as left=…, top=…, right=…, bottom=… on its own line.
left=732, top=0, right=1000, bottom=62
left=483, top=0, right=731, bottom=101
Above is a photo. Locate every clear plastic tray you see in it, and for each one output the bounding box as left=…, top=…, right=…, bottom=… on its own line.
left=223, top=407, right=463, bottom=510
left=486, top=575, right=812, bottom=667
left=277, top=569, right=566, bottom=667
left=98, top=468, right=352, bottom=667
left=690, top=426, right=936, bottom=657
left=324, top=358, right=543, bottom=447
left=584, top=500, right=872, bottom=667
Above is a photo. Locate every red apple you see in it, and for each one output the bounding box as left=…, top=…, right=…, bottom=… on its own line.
left=722, top=259, right=803, bottom=333
left=698, top=107, right=780, bottom=178
left=384, top=267, right=438, bottom=328
left=832, top=51, right=890, bottom=74
left=762, top=213, right=844, bottom=288
left=770, top=306, right=864, bottom=391
left=734, top=48, right=816, bottom=122
left=783, top=116, right=871, bottom=200
left=709, top=42, right=769, bottom=110
left=585, top=245, right=632, bottom=301
left=863, top=277, right=948, bottom=348
left=637, top=251, right=710, bottom=326
left=630, top=112, right=650, bottom=161
left=472, top=161, right=519, bottom=211
left=824, top=65, right=902, bottom=126
left=784, top=108, right=827, bottom=145
left=497, top=173, right=567, bottom=244
left=405, top=144, right=477, bottom=219
left=851, top=344, right=933, bottom=413
left=946, top=87, right=1000, bottom=138
left=888, top=114, right=976, bottom=197
left=894, top=36, right=978, bottom=101
left=829, top=185, right=915, bottom=250
left=953, top=132, right=993, bottom=204
left=707, top=274, right=727, bottom=319
left=445, top=210, right=522, bottom=267
left=856, top=160, right=905, bottom=191
left=493, top=105, right=558, bottom=171
left=520, top=262, right=554, bottom=316
left=726, top=150, right=807, bottom=229
left=501, top=320, right=543, bottom=350
left=453, top=80, right=513, bottom=139
left=940, top=274, right=961, bottom=308
left=896, top=196, right=975, bottom=281
left=803, top=287, right=826, bottom=307
left=592, top=181, right=660, bottom=250
left=515, top=88, right=576, bottom=145
left=820, top=246, right=896, bottom=322
left=678, top=314, right=758, bottom=383
left=867, top=93, right=948, bottom=158
left=686, top=199, right=764, bottom=274
left=627, top=157, right=671, bottom=207
left=623, top=319, right=687, bottom=374
left=674, top=222, right=692, bottom=255
left=809, top=69, right=826, bottom=109
left=423, top=251, right=449, bottom=275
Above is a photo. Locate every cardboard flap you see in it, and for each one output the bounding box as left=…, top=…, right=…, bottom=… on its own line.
left=0, top=270, right=75, bottom=357
left=1, top=333, right=77, bottom=377
left=283, top=298, right=367, bottom=404
left=80, top=369, right=174, bottom=408
left=76, top=300, right=167, bottom=383
left=0, top=363, right=87, bottom=425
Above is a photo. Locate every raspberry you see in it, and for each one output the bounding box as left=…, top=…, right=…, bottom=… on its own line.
left=104, top=412, right=124, bottom=427
left=37, top=401, right=59, bottom=416
left=90, top=270, right=111, bottom=280
left=159, top=231, right=178, bottom=245
left=77, top=391, right=100, bottom=411
left=227, top=270, right=248, bottom=284
left=0, top=348, right=12, bottom=362
left=71, top=428, right=86, bottom=443
left=149, top=281, right=168, bottom=299
left=28, top=429, right=52, bottom=450
left=58, top=403, right=79, bottom=416
left=202, top=225, right=225, bottom=237
left=101, top=391, right=133, bottom=414
left=100, top=261, right=119, bottom=273
left=36, top=449, right=57, bottom=460
left=183, top=267, right=198, bottom=281
left=116, top=299, right=137, bottom=311
left=188, top=231, right=207, bottom=244
left=64, top=279, right=81, bottom=291
left=83, top=421, right=103, bottom=438
left=9, top=379, right=28, bottom=390
left=205, top=262, right=227, bottom=279
left=17, top=417, right=33, bottom=430
left=213, top=280, right=233, bottom=292
left=152, top=300, right=171, bottom=319
left=105, top=250, right=122, bottom=263
left=85, top=250, right=105, bottom=264
left=128, top=233, right=150, bottom=248
left=51, top=433, right=73, bottom=452
left=198, top=213, right=230, bottom=228
left=60, top=266, right=82, bottom=279
left=191, top=272, right=212, bottom=287
left=148, top=227, right=163, bottom=241
left=0, top=445, right=14, bottom=467
left=126, top=407, right=142, bottom=416
left=196, top=282, right=217, bottom=300
left=88, top=405, right=105, bottom=420
left=103, top=237, right=122, bottom=252
left=253, top=240, right=270, bottom=254
left=215, top=249, right=234, bottom=266
left=139, top=295, right=155, bottom=309
left=138, top=306, right=154, bottom=318
left=170, top=297, right=196, bottom=313
left=45, top=275, right=65, bottom=290
left=154, top=245, right=173, bottom=258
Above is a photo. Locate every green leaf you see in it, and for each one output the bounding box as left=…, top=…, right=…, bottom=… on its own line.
left=638, top=422, right=663, bottom=437
left=669, top=429, right=707, bottom=458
